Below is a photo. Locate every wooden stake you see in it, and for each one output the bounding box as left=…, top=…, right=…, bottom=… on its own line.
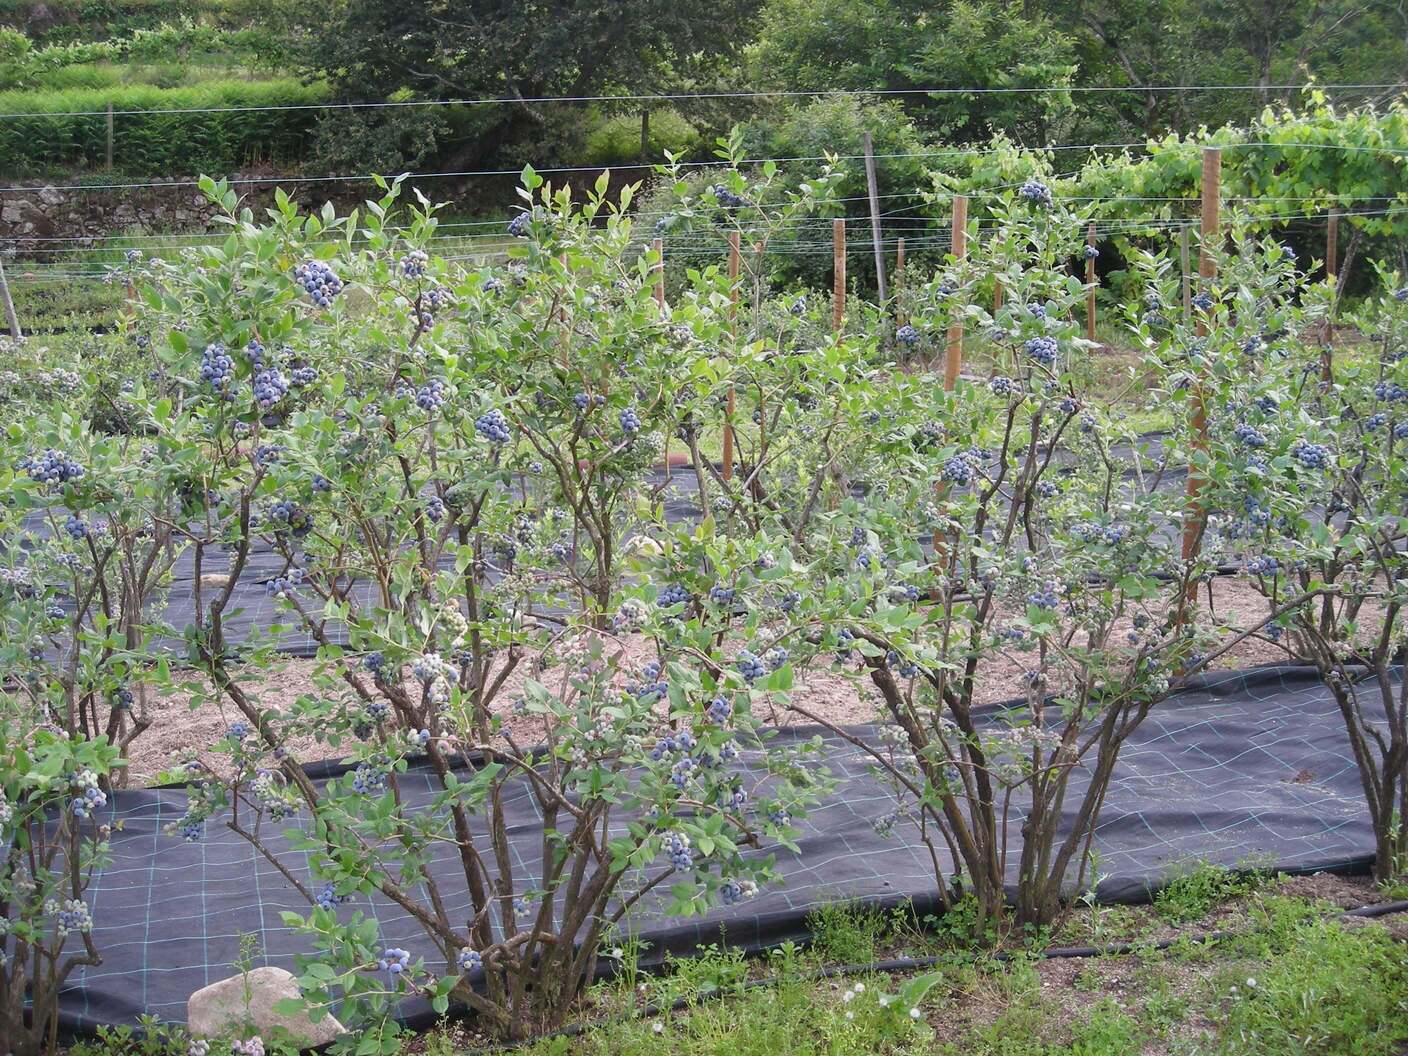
left=653, top=236, right=669, bottom=480
left=1180, top=226, right=1191, bottom=319
left=1323, top=209, right=1340, bottom=382
left=0, top=256, right=21, bottom=340
left=863, top=131, right=887, bottom=305
left=832, top=218, right=846, bottom=333
left=723, top=231, right=740, bottom=482
left=1327, top=208, right=1340, bottom=283
left=105, top=102, right=114, bottom=170
left=894, top=237, right=906, bottom=325
left=993, top=278, right=1004, bottom=314
left=943, top=195, right=967, bottom=390
left=1085, top=222, right=1097, bottom=342
left=651, top=236, right=665, bottom=311
left=1182, top=147, right=1220, bottom=565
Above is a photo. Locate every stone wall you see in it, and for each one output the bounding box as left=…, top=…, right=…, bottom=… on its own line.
left=0, top=175, right=365, bottom=258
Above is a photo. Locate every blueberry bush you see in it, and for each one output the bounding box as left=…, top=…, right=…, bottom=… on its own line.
left=1196, top=256, right=1408, bottom=883
left=131, top=173, right=828, bottom=1044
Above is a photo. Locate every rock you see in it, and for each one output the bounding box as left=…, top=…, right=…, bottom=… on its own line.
left=38, top=185, right=64, bottom=206
left=187, top=967, right=344, bottom=1046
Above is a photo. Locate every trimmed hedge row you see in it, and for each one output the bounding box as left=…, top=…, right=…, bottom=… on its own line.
left=0, top=78, right=330, bottom=175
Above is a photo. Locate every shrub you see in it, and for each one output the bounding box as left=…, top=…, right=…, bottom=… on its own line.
left=637, top=178, right=1245, bottom=936
left=1197, top=253, right=1408, bottom=883
left=0, top=377, right=183, bottom=1052
left=126, top=173, right=830, bottom=1044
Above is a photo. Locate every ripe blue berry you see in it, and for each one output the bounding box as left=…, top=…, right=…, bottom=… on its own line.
left=896, top=324, right=921, bottom=346
left=507, top=212, right=531, bottom=237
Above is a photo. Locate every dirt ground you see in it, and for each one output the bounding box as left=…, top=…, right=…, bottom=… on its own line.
left=113, top=576, right=1348, bottom=786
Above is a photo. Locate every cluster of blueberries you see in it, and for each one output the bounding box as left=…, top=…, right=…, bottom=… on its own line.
left=1289, top=439, right=1333, bottom=469
left=1018, top=179, right=1053, bottom=208
left=708, top=184, right=749, bottom=209
left=416, top=378, right=448, bottom=412
left=476, top=408, right=512, bottom=444
left=1233, top=422, right=1268, bottom=448
left=657, top=583, right=693, bottom=609
left=1072, top=521, right=1127, bottom=546
left=625, top=660, right=669, bottom=703
left=53, top=898, right=93, bottom=937
left=379, top=947, right=412, bottom=977
left=268, top=499, right=314, bottom=539
left=265, top=566, right=306, bottom=597
left=1027, top=580, right=1062, bottom=610
left=70, top=768, right=106, bottom=819
left=294, top=261, right=344, bottom=307
left=1024, top=335, right=1059, bottom=367
left=507, top=212, right=532, bottom=237
left=941, top=448, right=985, bottom=486
left=23, top=449, right=85, bottom=486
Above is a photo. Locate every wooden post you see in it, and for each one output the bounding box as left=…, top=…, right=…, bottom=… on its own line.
left=894, top=238, right=906, bottom=325
left=723, top=231, right=740, bottom=482
left=651, top=237, right=665, bottom=311
left=943, top=195, right=967, bottom=390
left=1323, top=209, right=1340, bottom=382
left=863, top=131, right=887, bottom=305
left=105, top=102, right=114, bottom=170
left=653, top=236, right=668, bottom=479
left=993, top=278, right=1004, bottom=314
left=832, top=218, right=845, bottom=333
left=1180, top=225, right=1191, bottom=319
left=0, top=257, right=21, bottom=340
left=639, top=110, right=650, bottom=164
left=1327, top=208, right=1340, bottom=284
left=1182, top=147, right=1220, bottom=565
left=1085, top=222, right=1097, bottom=342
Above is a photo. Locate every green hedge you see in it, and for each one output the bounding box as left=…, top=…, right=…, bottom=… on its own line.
left=0, top=78, right=330, bottom=175
left=0, top=0, right=243, bottom=45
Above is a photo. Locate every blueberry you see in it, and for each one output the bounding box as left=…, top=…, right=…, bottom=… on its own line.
left=895, top=324, right=921, bottom=346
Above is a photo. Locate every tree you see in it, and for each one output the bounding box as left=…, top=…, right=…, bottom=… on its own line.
left=1049, top=0, right=1408, bottom=138
left=291, top=0, right=763, bottom=166
left=749, top=0, right=1079, bottom=144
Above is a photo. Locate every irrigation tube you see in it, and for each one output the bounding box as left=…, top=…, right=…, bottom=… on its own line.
left=455, top=899, right=1408, bottom=1054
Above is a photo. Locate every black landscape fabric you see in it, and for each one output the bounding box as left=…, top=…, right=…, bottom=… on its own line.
left=58, top=664, right=1381, bottom=1034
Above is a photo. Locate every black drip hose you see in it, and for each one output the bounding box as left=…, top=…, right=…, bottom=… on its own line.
left=460, top=899, right=1408, bottom=1055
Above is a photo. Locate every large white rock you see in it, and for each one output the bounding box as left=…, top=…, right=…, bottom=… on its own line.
left=187, top=967, right=345, bottom=1047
